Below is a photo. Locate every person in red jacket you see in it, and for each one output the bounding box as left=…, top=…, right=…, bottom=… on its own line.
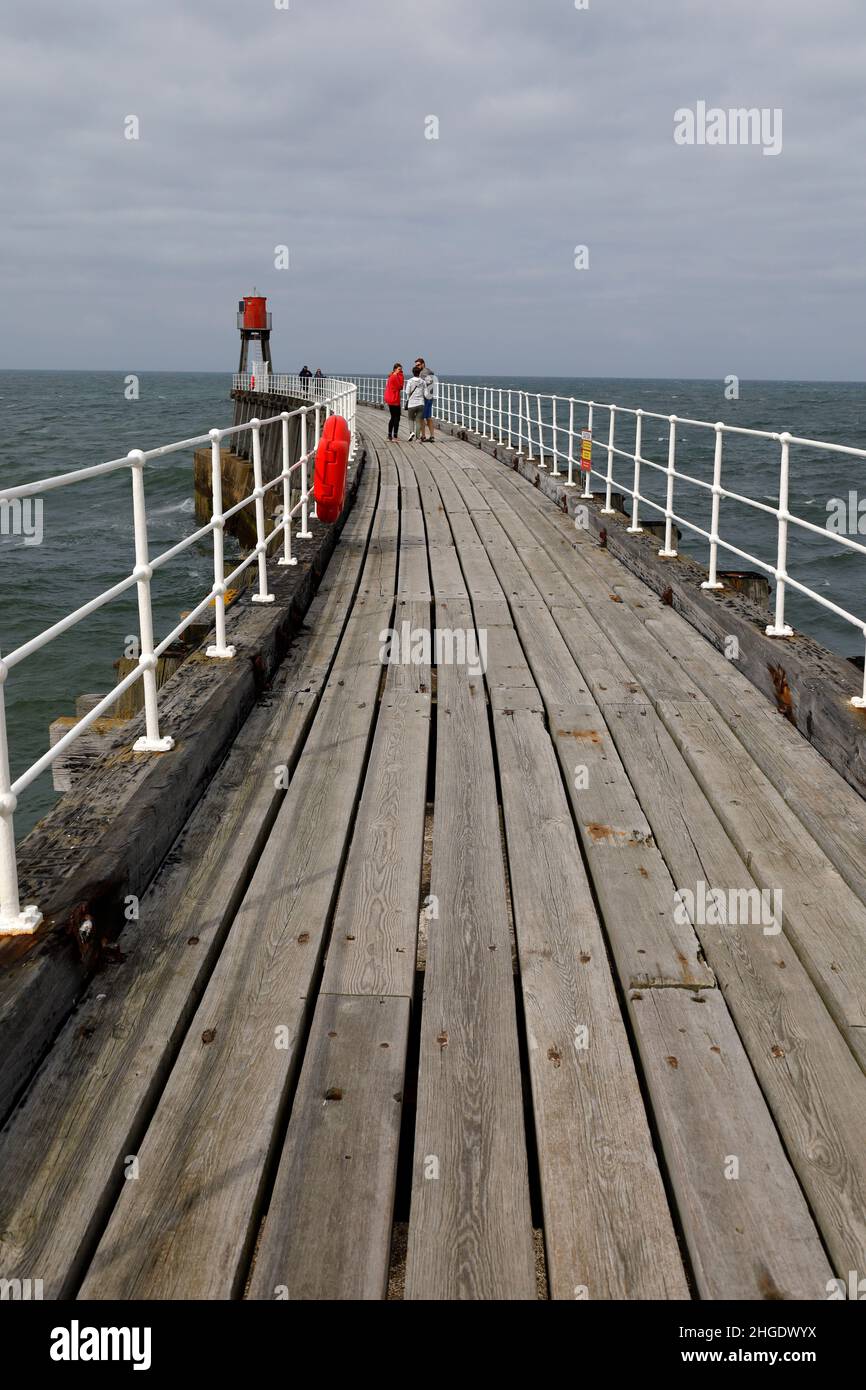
left=384, top=363, right=405, bottom=441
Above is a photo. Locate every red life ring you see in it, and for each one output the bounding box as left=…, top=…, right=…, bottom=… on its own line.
left=313, top=415, right=351, bottom=523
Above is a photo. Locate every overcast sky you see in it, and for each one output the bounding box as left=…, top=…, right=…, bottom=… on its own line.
left=1, top=0, right=864, bottom=379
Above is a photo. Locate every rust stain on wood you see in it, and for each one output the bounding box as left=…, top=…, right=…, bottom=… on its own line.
left=768, top=663, right=796, bottom=723
left=755, top=1265, right=786, bottom=1300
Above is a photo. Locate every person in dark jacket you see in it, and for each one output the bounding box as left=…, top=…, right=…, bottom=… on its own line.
left=384, top=363, right=405, bottom=441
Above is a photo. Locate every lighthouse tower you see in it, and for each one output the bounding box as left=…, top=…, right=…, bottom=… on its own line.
left=236, top=292, right=273, bottom=374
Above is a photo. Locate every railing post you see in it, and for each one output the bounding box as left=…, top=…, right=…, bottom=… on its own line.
left=536, top=394, right=546, bottom=469
left=853, top=637, right=866, bottom=708
left=249, top=421, right=275, bottom=604
left=129, top=450, right=175, bottom=751
left=627, top=411, right=643, bottom=533
left=766, top=432, right=794, bottom=636
left=659, top=416, right=678, bottom=557
left=311, top=404, right=323, bottom=519
left=565, top=399, right=575, bottom=486
left=498, top=388, right=505, bottom=445
left=702, top=424, right=725, bottom=590
left=0, top=662, right=41, bottom=935
left=298, top=410, right=313, bottom=539
left=277, top=412, right=297, bottom=568
left=524, top=393, right=533, bottom=460
left=582, top=402, right=594, bottom=499
left=601, top=408, right=616, bottom=514
left=206, top=429, right=237, bottom=656
left=551, top=398, right=560, bottom=476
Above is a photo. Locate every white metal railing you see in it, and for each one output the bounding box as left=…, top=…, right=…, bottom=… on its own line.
left=234, top=372, right=335, bottom=401
left=0, top=378, right=357, bottom=934
left=347, top=375, right=866, bottom=707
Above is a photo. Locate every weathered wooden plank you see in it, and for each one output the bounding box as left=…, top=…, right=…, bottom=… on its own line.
left=425, top=543, right=468, bottom=599
left=321, top=517, right=432, bottom=998
left=476, top=463, right=706, bottom=702
left=493, top=707, right=688, bottom=1299
left=246, top=994, right=410, bottom=1300
left=602, top=698, right=866, bottom=1277
left=658, top=698, right=866, bottom=1042
left=627, top=987, right=833, bottom=1300
left=638, top=606, right=866, bottom=908
left=248, top=459, right=434, bottom=1298
left=550, top=707, right=714, bottom=990
left=319, top=689, right=430, bottom=1000
left=404, top=448, right=535, bottom=1299
left=395, top=506, right=431, bottom=600
left=405, top=659, right=536, bottom=1299
left=79, top=513, right=398, bottom=1299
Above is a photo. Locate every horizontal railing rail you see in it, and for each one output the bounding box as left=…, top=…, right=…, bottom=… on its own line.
left=0, top=378, right=357, bottom=934
left=233, top=372, right=335, bottom=401
left=347, top=375, right=866, bottom=706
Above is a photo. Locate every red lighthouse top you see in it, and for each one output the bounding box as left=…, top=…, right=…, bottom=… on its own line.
left=239, top=294, right=269, bottom=331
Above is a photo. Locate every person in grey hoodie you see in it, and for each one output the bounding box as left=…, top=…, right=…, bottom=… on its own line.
left=417, top=360, right=438, bottom=442
left=404, top=369, right=426, bottom=440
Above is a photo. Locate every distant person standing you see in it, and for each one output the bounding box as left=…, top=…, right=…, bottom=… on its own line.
left=299, top=365, right=313, bottom=396
left=384, top=363, right=405, bottom=441
left=314, top=367, right=325, bottom=398
left=404, top=368, right=426, bottom=441
left=418, top=360, right=438, bottom=442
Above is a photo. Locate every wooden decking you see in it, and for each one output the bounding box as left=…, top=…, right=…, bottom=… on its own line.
left=2, top=404, right=866, bottom=1300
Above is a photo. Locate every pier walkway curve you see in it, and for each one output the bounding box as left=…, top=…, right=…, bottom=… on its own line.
left=2, top=403, right=866, bottom=1301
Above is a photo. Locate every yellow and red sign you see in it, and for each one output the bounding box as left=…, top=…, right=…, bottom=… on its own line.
left=580, top=429, right=592, bottom=472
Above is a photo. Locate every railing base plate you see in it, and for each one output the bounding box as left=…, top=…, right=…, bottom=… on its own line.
left=133, top=735, right=176, bottom=753
left=0, top=903, right=43, bottom=936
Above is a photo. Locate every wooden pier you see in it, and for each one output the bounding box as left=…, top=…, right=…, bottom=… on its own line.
left=2, top=404, right=866, bottom=1300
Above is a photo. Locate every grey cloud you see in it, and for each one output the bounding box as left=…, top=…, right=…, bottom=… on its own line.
left=0, top=0, right=863, bottom=378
